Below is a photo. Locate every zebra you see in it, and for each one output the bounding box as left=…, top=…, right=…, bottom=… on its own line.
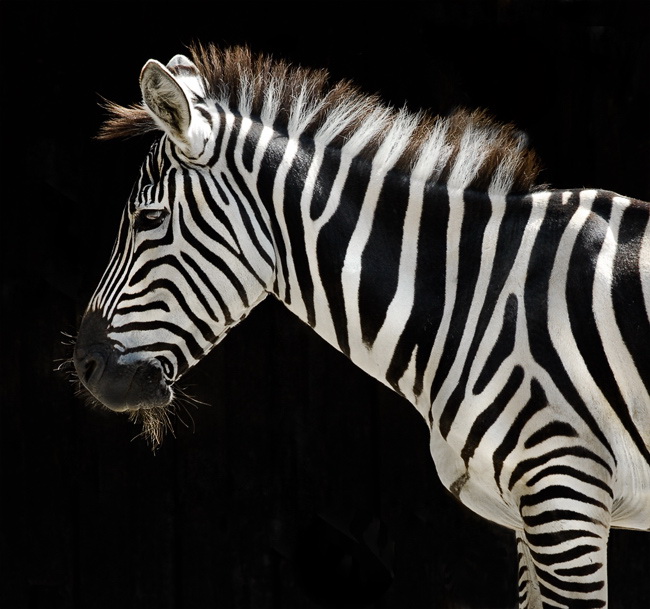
left=72, top=44, right=650, bottom=608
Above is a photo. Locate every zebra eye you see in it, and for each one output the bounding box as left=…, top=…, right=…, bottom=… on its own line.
left=134, top=208, right=168, bottom=231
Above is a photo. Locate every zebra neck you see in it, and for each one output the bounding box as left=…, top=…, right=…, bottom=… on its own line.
left=255, top=136, right=513, bottom=420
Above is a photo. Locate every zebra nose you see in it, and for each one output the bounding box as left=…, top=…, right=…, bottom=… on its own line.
left=74, top=344, right=109, bottom=389
left=73, top=311, right=111, bottom=393
left=73, top=310, right=172, bottom=412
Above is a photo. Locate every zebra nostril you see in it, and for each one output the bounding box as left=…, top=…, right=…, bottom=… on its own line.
left=82, top=357, right=98, bottom=384
left=155, top=355, right=174, bottom=380
left=74, top=311, right=111, bottom=391
left=73, top=344, right=108, bottom=391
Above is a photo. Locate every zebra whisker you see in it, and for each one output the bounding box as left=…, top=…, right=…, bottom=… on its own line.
left=128, top=406, right=175, bottom=452
left=128, top=385, right=208, bottom=450
left=59, top=329, right=78, bottom=346
left=173, top=384, right=210, bottom=409
left=54, top=356, right=77, bottom=378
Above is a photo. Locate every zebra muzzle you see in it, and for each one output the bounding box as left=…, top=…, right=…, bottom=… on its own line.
left=73, top=311, right=172, bottom=412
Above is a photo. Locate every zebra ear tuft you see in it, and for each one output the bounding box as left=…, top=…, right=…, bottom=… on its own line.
left=140, top=59, right=191, bottom=142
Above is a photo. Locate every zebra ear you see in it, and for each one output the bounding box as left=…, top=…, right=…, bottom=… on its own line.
left=166, top=54, right=196, bottom=71
left=140, top=59, right=191, bottom=142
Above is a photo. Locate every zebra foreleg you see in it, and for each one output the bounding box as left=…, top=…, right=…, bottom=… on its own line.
left=516, top=530, right=541, bottom=608
left=516, top=485, right=612, bottom=609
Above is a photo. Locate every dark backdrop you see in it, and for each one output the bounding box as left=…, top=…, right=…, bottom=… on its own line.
left=1, top=2, right=649, bottom=608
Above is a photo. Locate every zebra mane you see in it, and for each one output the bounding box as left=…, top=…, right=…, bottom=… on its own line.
left=99, top=44, right=541, bottom=194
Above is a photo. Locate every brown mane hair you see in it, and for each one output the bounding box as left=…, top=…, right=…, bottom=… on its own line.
left=98, top=43, right=541, bottom=193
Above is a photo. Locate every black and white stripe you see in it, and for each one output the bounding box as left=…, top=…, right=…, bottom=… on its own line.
left=75, top=45, right=649, bottom=608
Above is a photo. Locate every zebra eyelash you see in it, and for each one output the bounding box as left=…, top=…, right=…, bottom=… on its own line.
left=133, top=207, right=169, bottom=231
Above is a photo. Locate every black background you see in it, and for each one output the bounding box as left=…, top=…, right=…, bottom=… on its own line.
left=1, top=2, right=649, bottom=608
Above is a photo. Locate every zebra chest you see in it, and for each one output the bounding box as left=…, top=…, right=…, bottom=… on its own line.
left=610, top=437, right=650, bottom=530
left=429, top=419, right=524, bottom=531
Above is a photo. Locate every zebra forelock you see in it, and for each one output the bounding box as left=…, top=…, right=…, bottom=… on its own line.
left=98, top=44, right=541, bottom=195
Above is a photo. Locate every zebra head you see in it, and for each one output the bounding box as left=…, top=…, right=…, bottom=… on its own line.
left=73, top=54, right=275, bottom=423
